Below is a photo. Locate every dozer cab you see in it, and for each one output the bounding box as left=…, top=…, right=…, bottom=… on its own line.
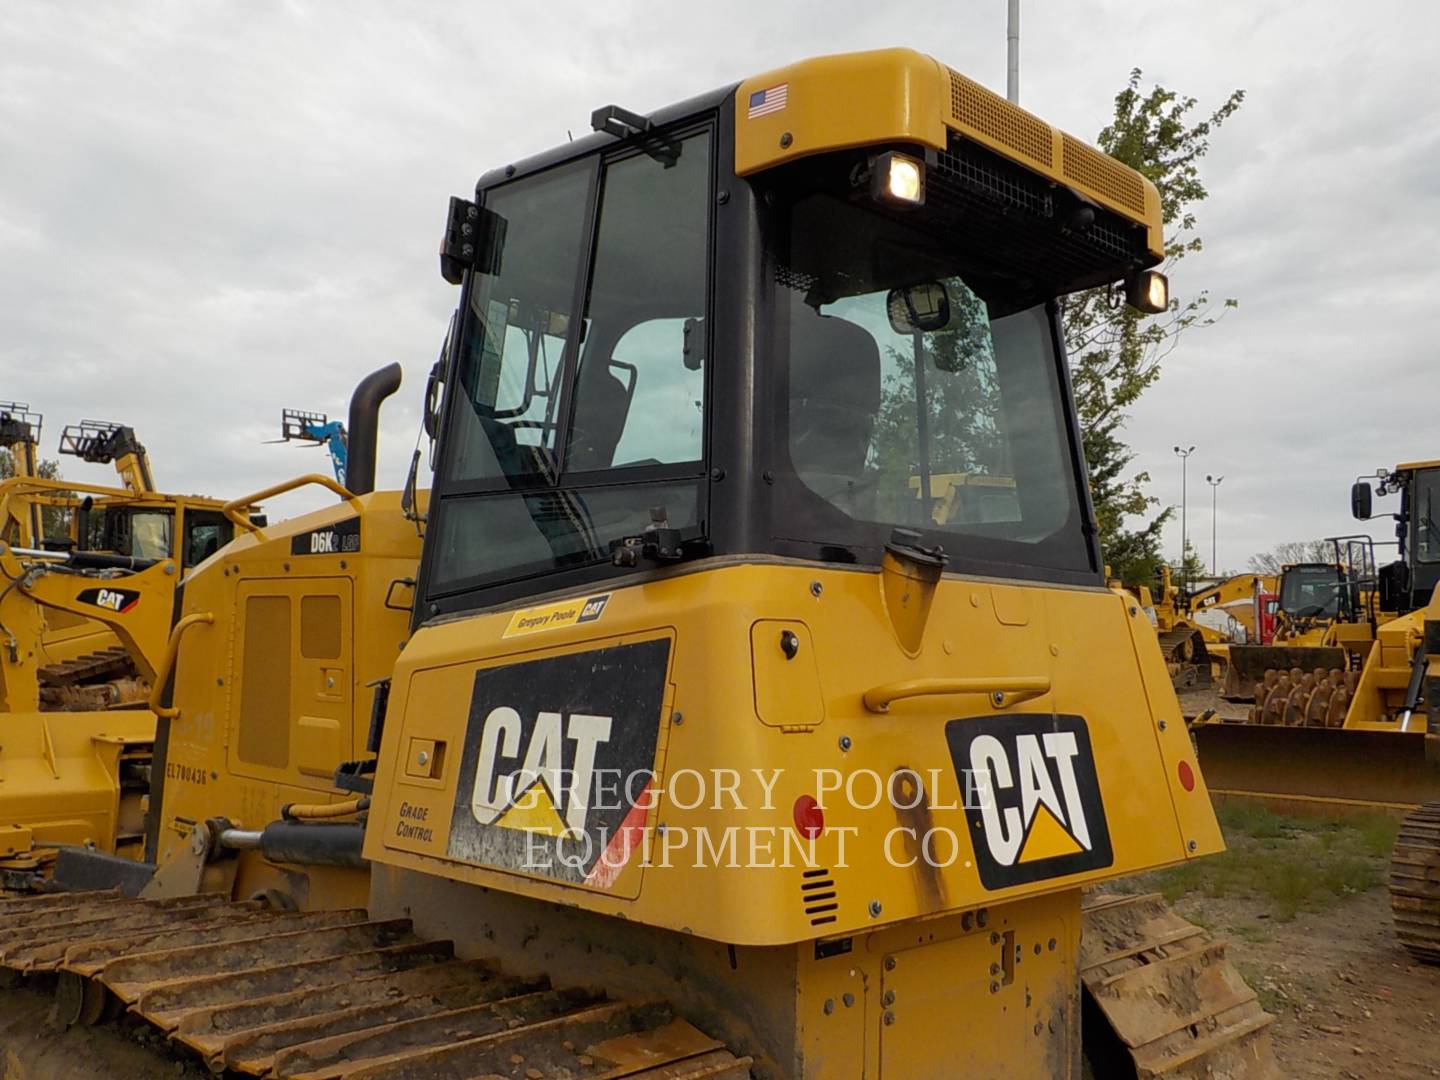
left=0, top=49, right=1274, bottom=1079
left=1193, top=461, right=1440, bottom=817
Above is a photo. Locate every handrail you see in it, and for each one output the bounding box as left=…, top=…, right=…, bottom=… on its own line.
left=863, top=675, right=1051, bottom=713
left=222, top=473, right=359, bottom=533
left=147, top=612, right=215, bottom=719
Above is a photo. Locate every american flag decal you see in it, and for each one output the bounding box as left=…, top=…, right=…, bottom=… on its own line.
left=747, top=83, right=789, bottom=119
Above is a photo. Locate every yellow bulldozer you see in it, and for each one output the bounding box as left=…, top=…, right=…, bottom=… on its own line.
left=0, top=49, right=1276, bottom=1078
left=0, top=420, right=249, bottom=883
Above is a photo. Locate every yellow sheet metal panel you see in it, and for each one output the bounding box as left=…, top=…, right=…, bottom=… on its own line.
left=733, top=48, right=1163, bottom=261
left=236, top=594, right=291, bottom=769
left=1119, top=590, right=1225, bottom=859
left=156, top=492, right=422, bottom=908
left=734, top=49, right=948, bottom=177
left=299, top=594, right=342, bottom=659
left=370, top=562, right=1220, bottom=947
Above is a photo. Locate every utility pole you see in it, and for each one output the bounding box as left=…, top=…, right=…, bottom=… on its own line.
left=1174, top=445, right=1195, bottom=588
left=1206, top=474, right=1224, bottom=576
left=1007, top=0, right=1020, bottom=103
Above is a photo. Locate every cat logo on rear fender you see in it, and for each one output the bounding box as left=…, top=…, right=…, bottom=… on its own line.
left=946, top=714, right=1113, bottom=889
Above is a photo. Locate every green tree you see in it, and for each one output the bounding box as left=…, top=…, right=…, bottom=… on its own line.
left=1173, top=538, right=1208, bottom=593
left=1067, top=71, right=1245, bottom=586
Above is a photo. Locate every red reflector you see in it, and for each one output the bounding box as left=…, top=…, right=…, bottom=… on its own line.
left=1178, top=760, right=1196, bottom=792
left=793, top=795, right=824, bottom=839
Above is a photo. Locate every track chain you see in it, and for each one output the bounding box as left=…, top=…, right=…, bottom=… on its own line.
left=1390, top=802, right=1440, bottom=964
left=1081, top=892, right=1277, bottom=1078
left=38, top=645, right=135, bottom=688
left=0, top=890, right=752, bottom=1079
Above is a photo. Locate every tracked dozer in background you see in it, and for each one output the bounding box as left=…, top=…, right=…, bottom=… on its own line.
left=1193, top=460, right=1440, bottom=816
left=0, top=439, right=248, bottom=883
left=1137, top=566, right=1219, bottom=689
left=0, top=49, right=1275, bottom=1078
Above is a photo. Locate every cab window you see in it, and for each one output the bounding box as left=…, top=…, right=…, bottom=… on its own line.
left=430, top=128, right=712, bottom=598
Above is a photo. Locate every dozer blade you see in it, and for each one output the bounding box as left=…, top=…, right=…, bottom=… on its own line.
left=1220, top=645, right=1346, bottom=701
left=1081, top=892, right=1277, bottom=1079
left=0, top=893, right=752, bottom=1079
left=1192, top=723, right=1440, bottom=814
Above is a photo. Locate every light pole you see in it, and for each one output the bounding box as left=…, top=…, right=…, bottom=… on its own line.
left=1007, top=0, right=1020, bottom=103
left=1206, top=474, right=1224, bottom=576
left=1173, top=445, right=1196, bottom=587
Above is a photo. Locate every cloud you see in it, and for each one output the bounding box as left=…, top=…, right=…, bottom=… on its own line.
left=1, top=0, right=1434, bottom=561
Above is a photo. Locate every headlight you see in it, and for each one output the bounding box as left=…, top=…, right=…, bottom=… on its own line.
left=870, top=151, right=925, bottom=205
left=1126, top=269, right=1169, bottom=314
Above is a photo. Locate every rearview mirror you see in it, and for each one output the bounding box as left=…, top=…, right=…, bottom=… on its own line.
left=887, top=283, right=951, bottom=335
left=1351, top=480, right=1373, bottom=521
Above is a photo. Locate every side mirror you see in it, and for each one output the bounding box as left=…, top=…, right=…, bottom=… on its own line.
left=1351, top=480, right=1372, bottom=521
left=887, top=283, right=951, bottom=334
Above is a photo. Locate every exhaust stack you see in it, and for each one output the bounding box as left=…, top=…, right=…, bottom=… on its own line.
left=345, top=362, right=403, bottom=495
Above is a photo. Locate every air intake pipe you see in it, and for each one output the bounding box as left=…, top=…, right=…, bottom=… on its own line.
left=346, top=362, right=403, bottom=495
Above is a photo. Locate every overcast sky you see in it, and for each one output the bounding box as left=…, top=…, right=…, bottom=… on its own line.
left=2, top=1, right=1437, bottom=571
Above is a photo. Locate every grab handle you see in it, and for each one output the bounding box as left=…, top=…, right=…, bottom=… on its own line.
left=863, top=676, right=1051, bottom=713
left=147, top=613, right=214, bottom=719
left=223, top=473, right=359, bottom=533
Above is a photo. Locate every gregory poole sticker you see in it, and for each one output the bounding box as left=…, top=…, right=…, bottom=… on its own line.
left=946, top=714, right=1113, bottom=889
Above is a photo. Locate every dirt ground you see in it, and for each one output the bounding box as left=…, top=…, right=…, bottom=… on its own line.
left=1179, top=684, right=1249, bottom=722
left=1171, top=886, right=1440, bottom=1079
left=0, top=979, right=211, bottom=1078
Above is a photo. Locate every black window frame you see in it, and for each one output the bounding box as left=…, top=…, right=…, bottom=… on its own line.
left=419, top=117, right=720, bottom=617
left=754, top=178, right=1104, bottom=587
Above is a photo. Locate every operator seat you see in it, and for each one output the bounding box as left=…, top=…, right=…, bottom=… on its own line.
left=567, top=361, right=631, bottom=471
left=788, top=304, right=881, bottom=517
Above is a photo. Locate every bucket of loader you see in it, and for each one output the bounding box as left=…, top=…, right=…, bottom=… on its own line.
left=1219, top=644, right=1347, bottom=701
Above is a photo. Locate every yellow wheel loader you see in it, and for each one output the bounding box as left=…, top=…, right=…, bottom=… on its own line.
left=0, top=49, right=1275, bottom=1078
left=1194, top=461, right=1440, bottom=816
